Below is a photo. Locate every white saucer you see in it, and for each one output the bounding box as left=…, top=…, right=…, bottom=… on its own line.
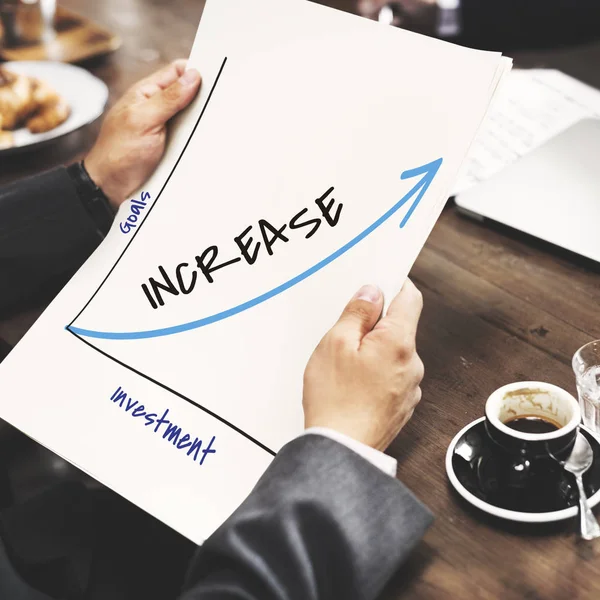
left=446, top=417, right=600, bottom=523
left=1, top=61, right=108, bottom=155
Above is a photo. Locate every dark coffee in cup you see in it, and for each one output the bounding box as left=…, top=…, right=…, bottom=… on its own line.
left=504, top=415, right=561, bottom=434
left=485, top=383, right=580, bottom=457
left=480, top=382, right=582, bottom=512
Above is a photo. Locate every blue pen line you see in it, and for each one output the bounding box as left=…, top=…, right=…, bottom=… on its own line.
left=68, top=157, right=442, bottom=341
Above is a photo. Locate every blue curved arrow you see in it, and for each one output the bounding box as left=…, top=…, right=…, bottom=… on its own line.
left=68, top=157, right=443, bottom=341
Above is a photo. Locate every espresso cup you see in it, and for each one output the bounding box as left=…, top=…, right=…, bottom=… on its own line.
left=485, top=381, right=581, bottom=462
left=476, top=382, right=582, bottom=512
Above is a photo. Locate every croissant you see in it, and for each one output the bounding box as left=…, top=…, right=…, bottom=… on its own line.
left=0, top=92, right=15, bottom=149
left=0, top=67, right=70, bottom=136
left=26, top=99, right=70, bottom=134
left=0, top=68, right=36, bottom=129
left=31, top=78, right=61, bottom=109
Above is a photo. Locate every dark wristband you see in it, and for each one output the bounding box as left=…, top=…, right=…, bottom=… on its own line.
left=66, top=161, right=116, bottom=237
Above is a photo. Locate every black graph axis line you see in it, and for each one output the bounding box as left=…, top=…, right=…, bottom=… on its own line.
left=64, top=55, right=275, bottom=458
left=66, top=327, right=276, bottom=457
left=68, top=56, right=229, bottom=328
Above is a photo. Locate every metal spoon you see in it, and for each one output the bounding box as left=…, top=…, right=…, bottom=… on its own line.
left=563, top=431, right=600, bottom=540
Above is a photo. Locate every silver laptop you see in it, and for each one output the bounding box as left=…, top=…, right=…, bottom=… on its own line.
left=455, top=118, right=600, bottom=263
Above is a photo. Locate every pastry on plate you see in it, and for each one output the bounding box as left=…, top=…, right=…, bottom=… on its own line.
left=31, top=78, right=62, bottom=109
left=26, top=98, right=70, bottom=133
left=0, top=68, right=36, bottom=129
left=0, top=67, right=71, bottom=136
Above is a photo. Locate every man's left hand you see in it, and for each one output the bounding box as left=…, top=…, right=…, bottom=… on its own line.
left=85, top=60, right=202, bottom=210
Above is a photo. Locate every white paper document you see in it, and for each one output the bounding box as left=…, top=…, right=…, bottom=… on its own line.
left=454, top=68, right=600, bottom=195
left=0, top=0, right=511, bottom=542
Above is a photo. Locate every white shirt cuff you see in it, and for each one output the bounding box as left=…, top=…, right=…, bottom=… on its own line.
left=302, top=427, right=397, bottom=478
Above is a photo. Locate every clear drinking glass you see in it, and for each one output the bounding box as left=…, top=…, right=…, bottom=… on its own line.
left=573, top=340, right=600, bottom=432
left=0, top=0, right=55, bottom=47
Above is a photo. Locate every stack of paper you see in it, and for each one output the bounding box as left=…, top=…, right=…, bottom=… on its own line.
left=0, top=0, right=511, bottom=542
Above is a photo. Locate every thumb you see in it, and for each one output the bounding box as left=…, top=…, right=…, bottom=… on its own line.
left=332, top=285, right=384, bottom=348
left=141, top=68, right=201, bottom=128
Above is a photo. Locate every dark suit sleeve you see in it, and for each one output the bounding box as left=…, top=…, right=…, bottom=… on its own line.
left=181, top=435, right=433, bottom=600
left=0, top=167, right=106, bottom=317
left=459, top=0, right=600, bottom=50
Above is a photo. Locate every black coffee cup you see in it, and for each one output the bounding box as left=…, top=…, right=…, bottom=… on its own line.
left=480, top=382, right=581, bottom=511
left=485, top=381, right=581, bottom=461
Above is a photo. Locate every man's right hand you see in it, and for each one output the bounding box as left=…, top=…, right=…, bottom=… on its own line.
left=303, top=280, right=424, bottom=452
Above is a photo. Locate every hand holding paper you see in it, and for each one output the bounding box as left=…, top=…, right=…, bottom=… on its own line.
left=304, top=280, right=424, bottom=451
left=0, top=0, right=511, bottom=543
left=86, top=60, right=202, bottom=208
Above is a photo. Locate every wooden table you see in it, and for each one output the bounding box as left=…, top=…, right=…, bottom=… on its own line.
left=2, top=1, right=600, bottom=598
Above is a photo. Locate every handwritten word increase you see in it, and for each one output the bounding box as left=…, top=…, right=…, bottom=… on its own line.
left=110, top=385, right=216, bottom=465
left=141, top=186, right=342, bottom=309
left=120, top=192, right=151, bottom=234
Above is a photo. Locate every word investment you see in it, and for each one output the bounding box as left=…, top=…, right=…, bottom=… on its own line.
left=110, top=386, right=216, bottom=466
left=141, top=186, right=342, bottom=309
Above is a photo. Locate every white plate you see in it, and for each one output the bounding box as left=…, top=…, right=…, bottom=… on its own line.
left=446, top=417, right=600, bottom=523
left=1, top=61, right=108, bottom=155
